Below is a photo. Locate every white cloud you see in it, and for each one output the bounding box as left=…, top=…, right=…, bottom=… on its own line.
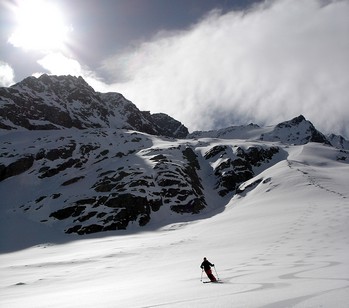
left=36, top=52, right=109, bottom=93
left=37, top=53, right=83, bottom=76
left=103, top=0, right=349, bottom=137
left=0, top=61, right=15, bottom=87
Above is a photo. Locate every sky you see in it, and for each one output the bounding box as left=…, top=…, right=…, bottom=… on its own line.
left=0, top=0, right=348, bottom=137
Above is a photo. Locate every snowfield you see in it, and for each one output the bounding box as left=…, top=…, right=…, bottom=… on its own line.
left=1, top=142, right=349, bottom=307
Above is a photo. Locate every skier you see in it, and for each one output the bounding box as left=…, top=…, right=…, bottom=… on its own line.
left=200, top=257, right=217, bottom=282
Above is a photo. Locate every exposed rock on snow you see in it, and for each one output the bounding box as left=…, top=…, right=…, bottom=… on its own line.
left=327, top=133, right=349, bottom=150
left=0, top=74, right=188, bottom=138
left=189, top=115, right=347, bottom=149
left=260, top=115, right=330, bottom=145
left=145, top=112, right=189, bottom=138
left=0, top=155, right=34, bottom=181
left=206, top=145, right=281, bottom=196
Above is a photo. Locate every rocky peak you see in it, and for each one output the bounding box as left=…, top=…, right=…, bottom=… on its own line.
left=0, top=74, right=188, bottom=137
left=13, top=74, right=94, bottom=96
left=260, top=115, right=330, bottom=145
left=146, top=113, right=189, bottom=138
left=187, top=115, right=331, bottom=146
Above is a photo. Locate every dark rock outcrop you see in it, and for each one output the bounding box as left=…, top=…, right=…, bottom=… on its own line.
left=147, top=113, right=189, bottom=138
left=205, top=145, right=281, bottom=197
left=0, top=155, right=34, bottom=182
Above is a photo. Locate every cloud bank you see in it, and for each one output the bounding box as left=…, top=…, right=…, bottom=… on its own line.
left=103, top=0, right=349, bottom=137
left=34, top=52, right=108, bottom=93
left=0, top=61, right=15, bottom=87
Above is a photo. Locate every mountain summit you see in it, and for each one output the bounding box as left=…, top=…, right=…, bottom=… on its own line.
left=0, top=74, right=188, bottom=138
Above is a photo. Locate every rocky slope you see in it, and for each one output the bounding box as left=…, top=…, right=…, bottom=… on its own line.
left=0, top=74, right=188, bottom=138
left=0, top=75, right=348, bottom=236
left=0, top=128, right=288, bottom=235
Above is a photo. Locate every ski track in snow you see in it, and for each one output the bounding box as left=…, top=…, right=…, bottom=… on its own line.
left=288, top=159, right=348, bottom=200
left=197, top=155, right=349, bottom=307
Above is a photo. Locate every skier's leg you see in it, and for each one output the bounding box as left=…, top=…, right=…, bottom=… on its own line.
left=208, top=273, right=217, bottom=281
left=205, top=269, right=211, bottom=279
left=206, top=269, right=216, bottom=281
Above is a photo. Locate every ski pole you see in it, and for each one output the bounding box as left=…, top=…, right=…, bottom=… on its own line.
left=213, top=265, right=219, bottom=281
left=200, top=269, right=203, bottom=281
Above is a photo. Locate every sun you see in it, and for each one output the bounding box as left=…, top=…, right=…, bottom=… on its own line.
left=8, top=0, right=70, bottom=52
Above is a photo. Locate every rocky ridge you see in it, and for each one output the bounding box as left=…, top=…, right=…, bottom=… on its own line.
left=0, top=74, right=188, bottom=138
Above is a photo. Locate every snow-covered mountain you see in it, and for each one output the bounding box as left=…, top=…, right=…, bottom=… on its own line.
left=0, top=75, right=348, bottom=242
left=0, top=74, right=188, bottom=137
left=1, top=75, right=349, bottom=307
left=189, top=115, right=345, bottom=148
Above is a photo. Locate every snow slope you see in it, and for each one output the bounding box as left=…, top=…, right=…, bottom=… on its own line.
left=1, top=142, right=348, bottom=307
